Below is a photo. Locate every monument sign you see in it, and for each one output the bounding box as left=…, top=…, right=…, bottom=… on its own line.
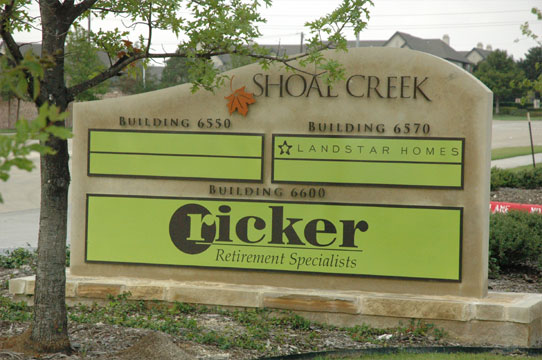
left=69, top=47, right=492, bottom=298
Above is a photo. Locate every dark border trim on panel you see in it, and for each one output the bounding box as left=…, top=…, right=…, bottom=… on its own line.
left=87, top=129, right=265, bottom=183
left=271, top=134, right=465, bottom=189
left=84, top=193, right=463, bottom=283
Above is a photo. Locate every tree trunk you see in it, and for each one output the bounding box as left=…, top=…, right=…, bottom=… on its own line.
left=30, top=133, right=71, bottom=353
left=16, top=98, right=20, bottom=123
left=495, top=96, right=500, bottom=115
left=7, top=97, right=11, bottom=128
left=27, top=2, right=73, bottom=352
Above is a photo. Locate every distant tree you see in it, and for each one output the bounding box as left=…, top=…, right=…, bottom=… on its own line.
left=160, top=56, right=191, bottom=88
left=518, top=8, right=542, bottom=102
left=117, top=64, right=163, bottom=94
left=474, top=50, right=525, bottom=114
left=65, top=26, right=110, bottom=101
left=160, top=52, right=255, bottom=89
left=518, top=47, right=542, bottom=83
left=226, top=53, right=257, bottom=70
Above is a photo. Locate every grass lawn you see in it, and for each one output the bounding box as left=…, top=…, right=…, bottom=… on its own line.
left=491, top=146, right=542, bottom=160
left=493, top=114, right=542, bottom=121
left=317, top=353, right=542, bottom=360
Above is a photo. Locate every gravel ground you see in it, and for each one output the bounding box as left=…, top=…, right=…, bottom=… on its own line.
left=490, top=188, right=542, bottom=205
left=0, top=188, right=540, bottom=359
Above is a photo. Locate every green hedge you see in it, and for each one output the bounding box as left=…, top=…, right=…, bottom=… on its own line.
left=497, top=107, right=542, bottom=116
left=489, top=211, right=542, bottom=278
left=491, top=167, right=542, bottom=190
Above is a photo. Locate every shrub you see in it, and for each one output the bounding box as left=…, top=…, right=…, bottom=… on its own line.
left=0, top=248, right=36, bottom=269
left=491, top=166, right=542, bottom=190
left=489, top=211, right=542, bottom=277
left=490, top=167, right=518, bottom=190
left=517, top=167, right=542, bottom=189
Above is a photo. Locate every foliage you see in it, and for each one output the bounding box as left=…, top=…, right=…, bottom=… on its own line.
left=0, top=53, right=71, bottom=203
left=0, top=293, right=448, bottom=353
left=474, top=50, right=525, bottom=112
left=225, top=53, right=257, bottom=71
left=65, top=25, right=110, bottom=101
left=520, top=7, right=541, bottom=46
left=160, top=56, right=192, bottom=88
left=489, top=211, right=542, bottom=277
left=496, top=107, right=542, bottom=117
left=116, top=65, right=163, bottom=94
left=0, top=247, right=36, bottom=269
left=518, top=47, right=542, bottom=83
left=0, top=246, right=69, bottom=268
left=514, top=9, right=542, bottom=104
left=490, top=166, right=542, bottom=190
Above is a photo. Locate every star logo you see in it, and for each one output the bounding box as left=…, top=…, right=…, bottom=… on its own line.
left=278, top=140, right=292, bottom=155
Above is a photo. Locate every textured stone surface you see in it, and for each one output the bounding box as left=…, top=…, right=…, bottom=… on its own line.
left=9, top=275, right=542, bottom=346
left=362, top=296, right=471, bottom=321
left=263, top=294, right=360, bottom=314
left=124, top=285, right=166, bottom=301
left=77, top=283, right=123, bottom=298
left=166, top=285, right=261, bottom=307
left=8, top=277, right=27, bottom=295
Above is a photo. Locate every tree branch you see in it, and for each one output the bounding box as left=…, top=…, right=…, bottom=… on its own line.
left=146, top=2, right=152, bottom=55
left=71, top=0, right=98, bottom=20
left=0, top=0, right=23, bottom=64
left=67, top=42, right=338, bottom=101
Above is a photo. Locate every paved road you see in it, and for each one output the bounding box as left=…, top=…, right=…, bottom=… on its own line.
left=1, top=120, right=541, bottom=251
left=492, top=120, right=542, bottom=148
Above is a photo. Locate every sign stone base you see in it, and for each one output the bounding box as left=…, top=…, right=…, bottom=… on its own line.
left=9, top=273, right=542, bottom=347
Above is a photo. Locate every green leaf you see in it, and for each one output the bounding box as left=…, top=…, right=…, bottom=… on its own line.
left=45, top=125, right=73, bottom=140
left=11, top=158, right=34, bottom=171
left=27, top=143, right=55, bottom=155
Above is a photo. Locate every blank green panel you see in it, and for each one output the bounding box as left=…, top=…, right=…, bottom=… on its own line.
left=89, top=153, right=262, bottom=180
left=90, top=131, right=262, bottom=157
left=274, top=160, right=462, bottom=187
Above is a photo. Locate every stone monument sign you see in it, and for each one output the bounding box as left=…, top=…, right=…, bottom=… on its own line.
left=68, top=47, right=492, bottom=298
left=15, top=47, right=542, bottom=346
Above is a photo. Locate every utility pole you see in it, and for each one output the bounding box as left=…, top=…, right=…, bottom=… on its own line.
left=88, top=11, right=91, bottom=42
left=300, top=32, right=304, bottom=53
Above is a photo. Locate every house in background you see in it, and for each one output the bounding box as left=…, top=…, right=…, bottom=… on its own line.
left=256, top=31, right=486, bottom=73
left=381, top=31, right=473, bottom=70
left=460, top=43, right=493, bottom=67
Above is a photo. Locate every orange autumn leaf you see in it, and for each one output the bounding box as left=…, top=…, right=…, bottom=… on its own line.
left=225, top=86, right=256, bottom=116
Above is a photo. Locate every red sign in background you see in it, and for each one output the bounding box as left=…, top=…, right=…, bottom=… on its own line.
left=490, top=202, right=542, bottom=214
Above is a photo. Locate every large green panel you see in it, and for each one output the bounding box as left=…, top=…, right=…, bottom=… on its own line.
left=86, top=195, right=462, bottom=280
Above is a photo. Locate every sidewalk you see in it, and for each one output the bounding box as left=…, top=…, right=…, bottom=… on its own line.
left=491, top=153, right=542, bottom=169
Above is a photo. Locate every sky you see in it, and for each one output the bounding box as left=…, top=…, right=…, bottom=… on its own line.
left=13, top=0, right=542, bottom=61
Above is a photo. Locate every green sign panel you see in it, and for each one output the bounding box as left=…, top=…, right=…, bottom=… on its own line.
left=88, top=130, right=264, bottom=181
left=273, top=135, right=464, bottom=188
left=86, top=194, right=462, bottom=281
